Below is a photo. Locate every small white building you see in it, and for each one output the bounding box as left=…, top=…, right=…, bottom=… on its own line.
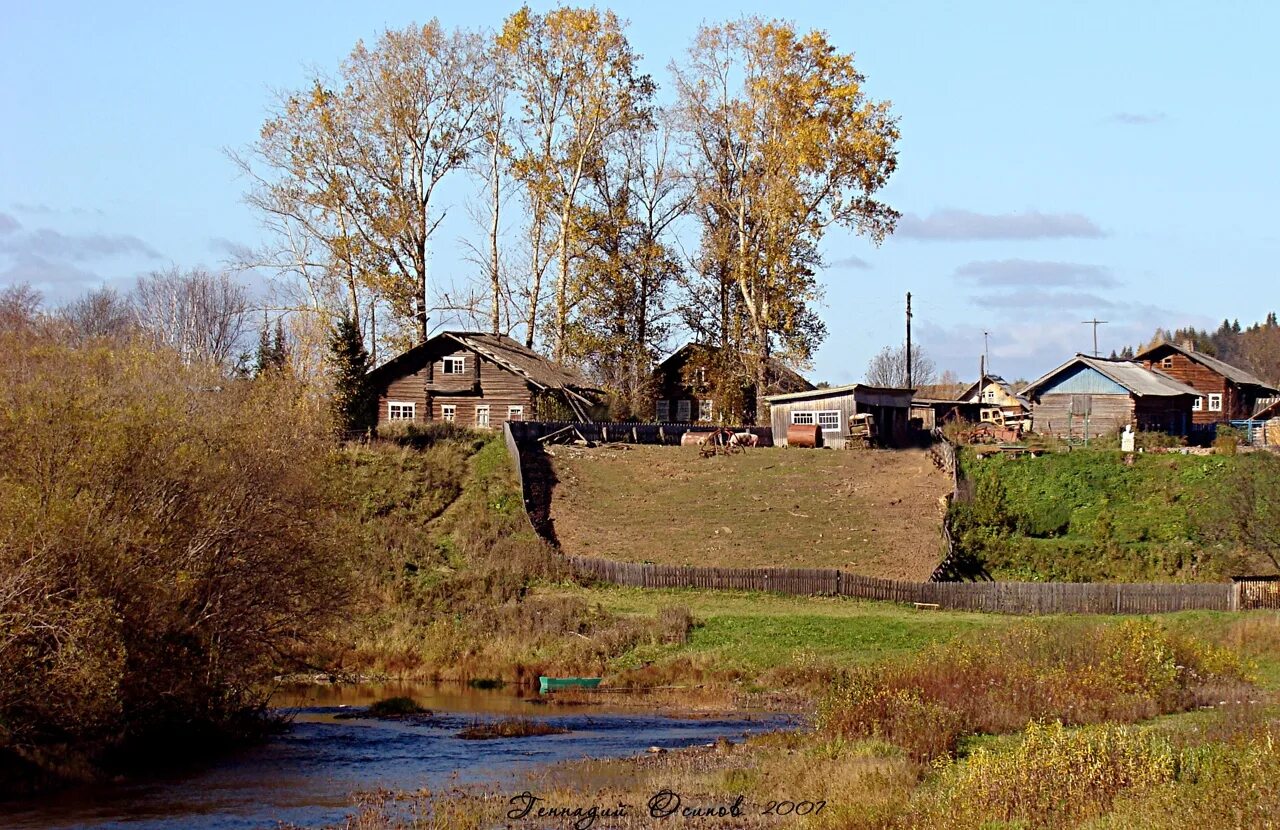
left=765, top=384, right=915, bottom=448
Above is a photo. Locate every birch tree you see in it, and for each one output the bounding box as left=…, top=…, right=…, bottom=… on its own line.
left=673, top=18, right=899, bottom=419
left=235, top=21, right=492, bottom=347
left=497, top=5, right=654, bottom=360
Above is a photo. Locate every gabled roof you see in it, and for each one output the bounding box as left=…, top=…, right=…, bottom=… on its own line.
left=1135, top=341, right=1279, bottom=392
left=959, top=373, right=1032, bottom=409
left=368, top=331, right=595, bottom=393
left=1022, top=354, right=1203, bottom=399
left=764, top=383, right=914, bottom=404
left=655, top=342, right=815, bottom=395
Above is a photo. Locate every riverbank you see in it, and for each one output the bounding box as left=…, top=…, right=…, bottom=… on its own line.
left=314, top=617, right=1280, bottom=830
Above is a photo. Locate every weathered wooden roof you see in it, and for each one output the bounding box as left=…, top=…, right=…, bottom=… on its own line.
left=368, top=331, right=595, bottom=393
left=1135, top=341, right=1279, bottom=393
left=1023, top=355, right=1204, bottom=399
left=764, top=383, right=915, bottom=404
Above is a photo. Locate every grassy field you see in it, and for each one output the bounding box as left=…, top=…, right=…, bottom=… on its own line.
left=953, top=448, right=1280, bottom=582
left=547, top=445, right=951, bottom=579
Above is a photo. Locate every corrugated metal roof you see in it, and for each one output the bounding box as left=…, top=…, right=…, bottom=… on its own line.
left=1023, top=355, right=1204, bottom=398
left=1136, top=341, right=1278, bottom=391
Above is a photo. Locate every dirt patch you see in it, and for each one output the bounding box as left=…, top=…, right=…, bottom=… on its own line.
left=547, top=445, right=950, bottom=580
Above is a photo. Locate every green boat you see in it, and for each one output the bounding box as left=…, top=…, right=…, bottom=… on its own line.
left=538, top=676, right=602, bottom=694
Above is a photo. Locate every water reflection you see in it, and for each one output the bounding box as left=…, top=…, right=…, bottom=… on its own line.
left=3, top=683, right=791, bottom=830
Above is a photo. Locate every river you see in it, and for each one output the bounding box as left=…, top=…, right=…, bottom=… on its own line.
left=1, top=683, right=792, bottom=830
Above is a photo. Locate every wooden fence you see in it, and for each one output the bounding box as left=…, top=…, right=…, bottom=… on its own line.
left=508, top=420, right=774, bottom=446
left=505, top=423, right=1252, bottom=616
left=1236, top=578, right=1280, bottom=610
left=567, top=555, right=1241, bottom=615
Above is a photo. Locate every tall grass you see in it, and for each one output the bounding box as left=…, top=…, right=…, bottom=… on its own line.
left=818, top=619, right=1253, bottom=762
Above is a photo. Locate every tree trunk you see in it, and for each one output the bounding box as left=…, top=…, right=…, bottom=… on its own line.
left=489, top=136, right=502, bottom=335
left=554, top=206, right=570, bottom=361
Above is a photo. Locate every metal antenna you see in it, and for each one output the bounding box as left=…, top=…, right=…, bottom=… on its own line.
left=1082, top=318, right=1108, bottom=357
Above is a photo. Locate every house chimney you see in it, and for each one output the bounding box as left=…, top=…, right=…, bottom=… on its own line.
left=1180, top=339, right=1195, bottom=353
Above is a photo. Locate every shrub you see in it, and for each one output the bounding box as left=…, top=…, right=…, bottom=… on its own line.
left=917, top=721, right=1177, bottom=828
left=0, top=337, right=346, bottom=781
left=816, top=620, right=1252, bottom=764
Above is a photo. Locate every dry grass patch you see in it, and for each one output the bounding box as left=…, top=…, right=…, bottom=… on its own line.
left=548, top=445, right=950, bottom=579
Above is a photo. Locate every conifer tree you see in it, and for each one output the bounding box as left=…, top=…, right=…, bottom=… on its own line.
left=328, top=315, right=375, bottom=437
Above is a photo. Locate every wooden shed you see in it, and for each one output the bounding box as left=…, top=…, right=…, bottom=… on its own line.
left=765, top=384, right=915, bottom=448
left=367, top=331, right=600, bottom=429
left=1022, top=354, right=1201, bottom=440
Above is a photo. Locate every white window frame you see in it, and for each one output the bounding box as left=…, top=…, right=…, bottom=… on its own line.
left=441, top=404, right=456, bottom=422
left=1160, top=356, right=1174, bottom=369
left=791, top=411, right=816, bottom=425
left=699, top=399, right=714, bottom=422
left=816, top=411, right=841, bottom=432
left=475, top=405, right=490, bottom=428
left=655, top=399, right=670, bottom=422
left=387, top=400, right=416, bottom=421
left=676, top=400, right=691, bottom=422
left=1208, top=393, right=1223, bottom=412
left=1192, top=397, right=1203, bottom=412
left=442, top=356, right=466, bottom=375
left=507, top=405, right=524, bottom=421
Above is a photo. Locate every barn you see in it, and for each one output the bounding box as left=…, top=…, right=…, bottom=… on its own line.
left=367, top=331, right=600, bottom=428
left=1022, top=354, right=1201, bottom=440
left=765, top=384, right=915, bottom=448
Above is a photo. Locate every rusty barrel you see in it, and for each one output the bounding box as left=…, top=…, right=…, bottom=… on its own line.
left=786, top=424, right=822, bottom=448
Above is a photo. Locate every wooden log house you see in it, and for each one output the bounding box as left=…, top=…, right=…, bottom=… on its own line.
left=1134, top=340, right=1280, bottom=428
left=651, top=342, right=814, bottom=425
left=368, top=332, right=600, bottom=429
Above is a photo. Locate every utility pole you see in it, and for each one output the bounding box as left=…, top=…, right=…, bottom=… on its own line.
left=905, top=291, right=913, bottom=388
left=983, top=330, right=990, bottom=376
left=1081, top=318, right=1108, bottom=357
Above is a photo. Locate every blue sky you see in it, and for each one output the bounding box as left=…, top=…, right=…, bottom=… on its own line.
left=3, top=0, right=1278, bottom=383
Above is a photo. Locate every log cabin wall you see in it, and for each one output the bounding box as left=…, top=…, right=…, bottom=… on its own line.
left=1133, top=396, right=1194, bottom=434
left=375, top=341, right=537, bottom=429
left=1140, top=347, right=1231, bottom=423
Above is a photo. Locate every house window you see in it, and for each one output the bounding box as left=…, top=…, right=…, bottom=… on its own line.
left=387, top=401, right=416, bottom=421
left=985, top=389, right=996, bottom=400
left=791, top=411, right=816, bottom=425
left=1192, top=397, right=1203, bottom=412
left=676, top=400, right=692, bottom=422
left=475, top=405, right=490, bottom=428
left=1208, top=394, right=1222, bottom=412
left=441, top=404, right=456, bottom=422
left=816, top=411, right=841, bottom=432
left=699, top=399, right=714, bottom=422
left=443, top=356, right=466, bottom=375
left=507, top=405, right=524, bottom=421
left=655, top=399, right=670, bottom=422
left=1160, top=357, right=1174, bottom=369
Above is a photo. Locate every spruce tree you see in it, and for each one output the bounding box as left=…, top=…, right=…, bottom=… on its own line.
left=328, top=315, right=375, bottom=437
